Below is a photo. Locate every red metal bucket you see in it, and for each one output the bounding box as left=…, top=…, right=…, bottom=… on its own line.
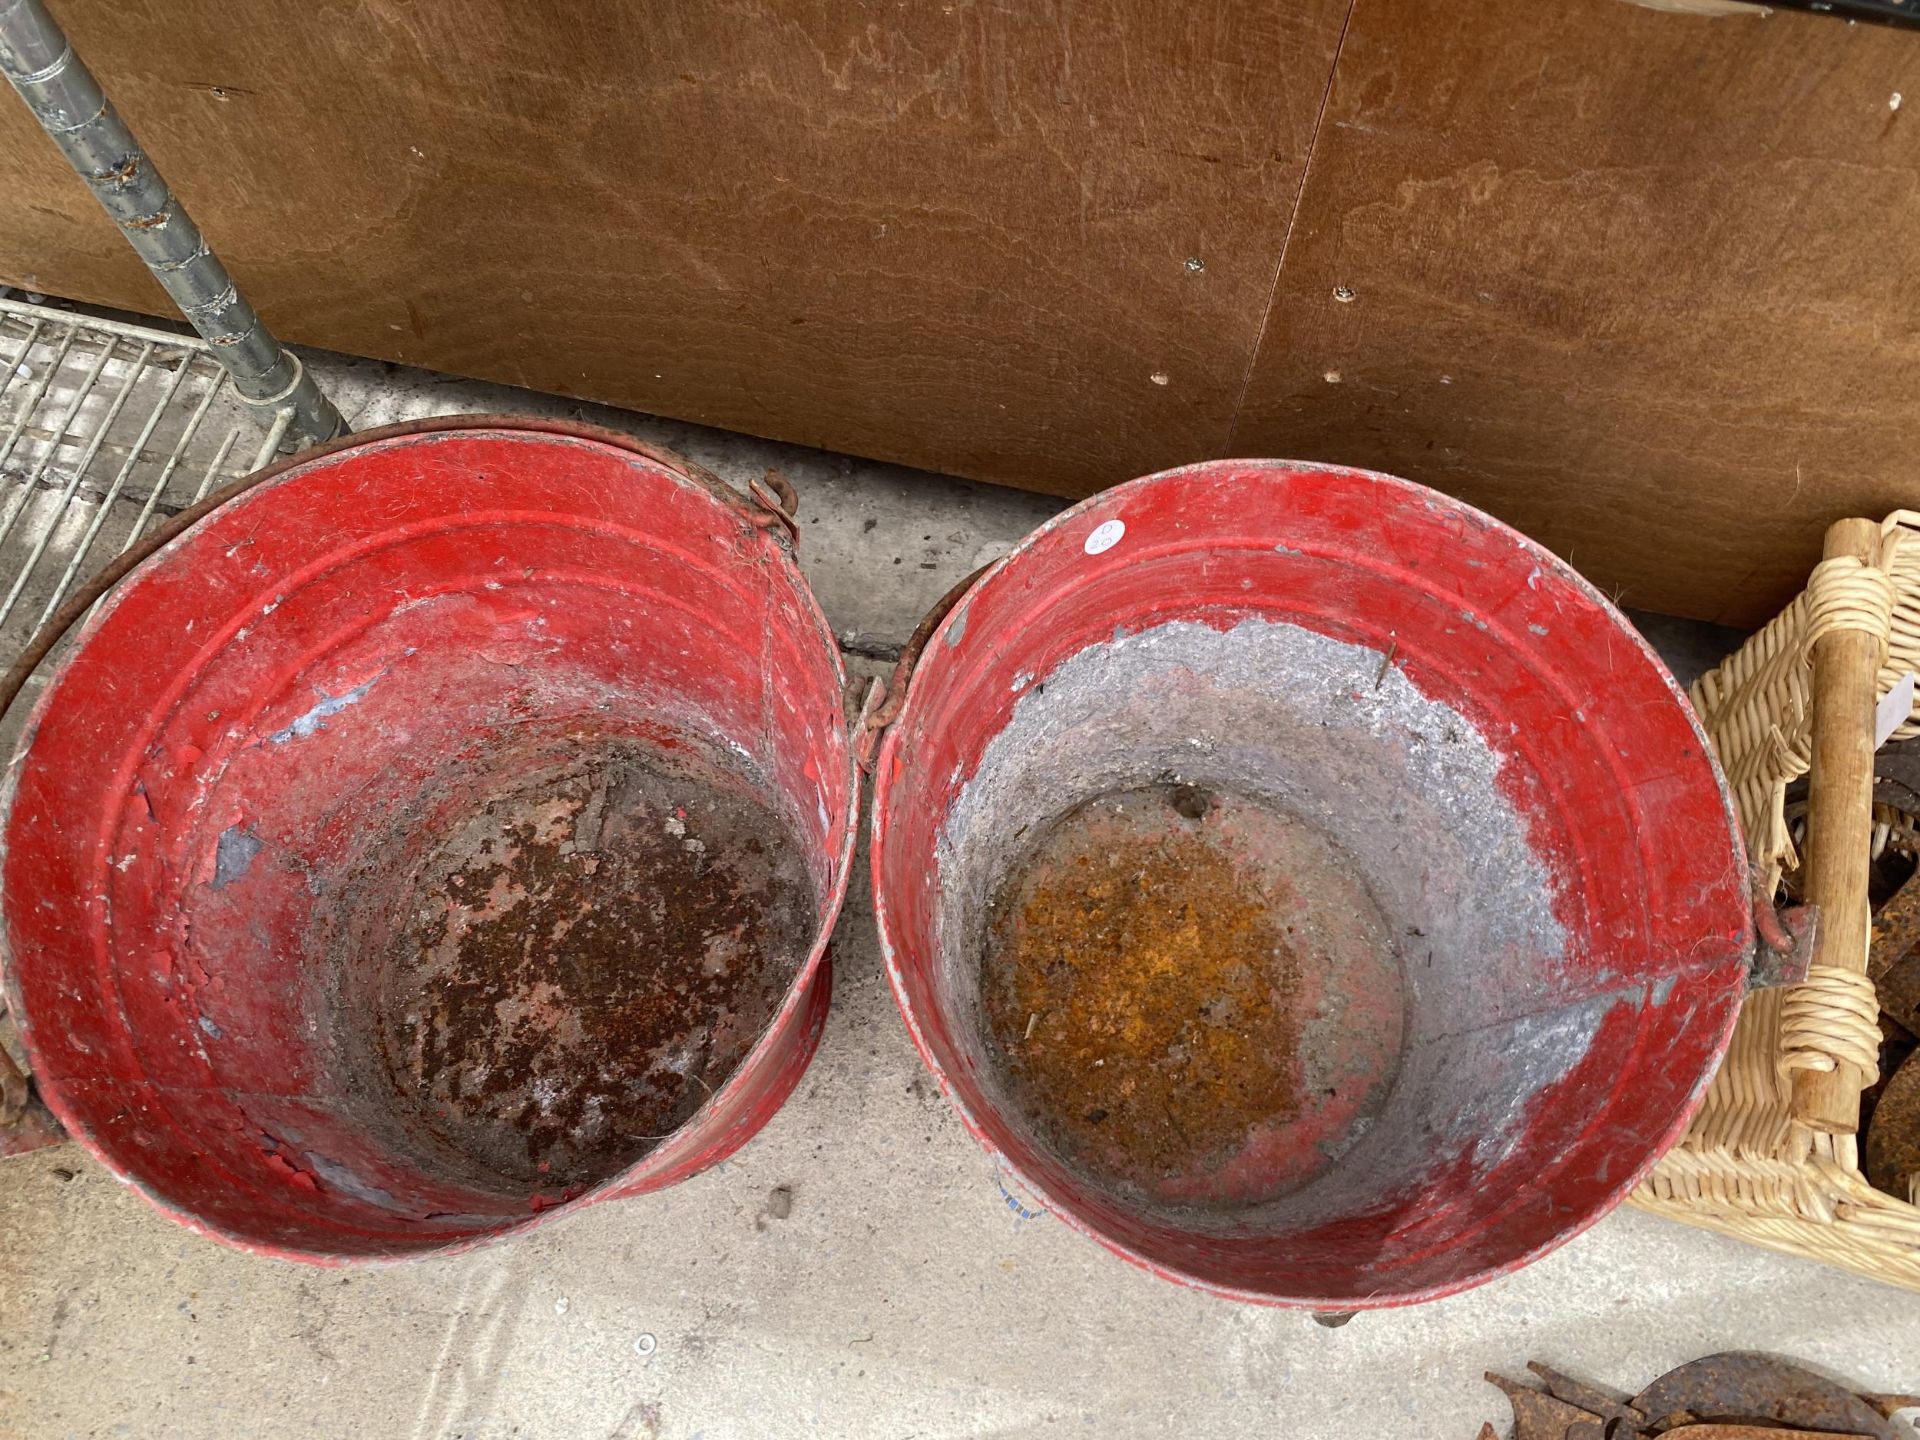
left=871, top=460, right=1754, bottom=1308
left=0, top=418, right=857, bottom=1262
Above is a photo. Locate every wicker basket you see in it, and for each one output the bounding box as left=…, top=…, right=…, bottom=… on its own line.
left=1630, top=512, right=1920, bottom=1288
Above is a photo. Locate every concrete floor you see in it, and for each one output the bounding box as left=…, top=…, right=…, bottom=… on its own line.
left=3, top=348, right=1918, bottom=1439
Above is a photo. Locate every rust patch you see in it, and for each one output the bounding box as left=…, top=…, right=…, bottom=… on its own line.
left=980, top=783, right=1404, bottom=1210
left=350, top=739, right=813, bottom=1190
left=1865, top=1050, right=1920, bottom=1201
left=1879, top=947, right=1920, bottom=1037
left=90, top=154, right=140, bottom=186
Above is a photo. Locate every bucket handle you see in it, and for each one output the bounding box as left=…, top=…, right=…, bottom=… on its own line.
left=856, top=564, right=990, bottom=771
left=748, top=469, right=802, bottom=548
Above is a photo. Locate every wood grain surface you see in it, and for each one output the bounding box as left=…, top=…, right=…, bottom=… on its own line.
left=4, top=0, right=1920, bottom=622
left=1234, top=0, right=1920, bottom=624
left=0, top=0, right=1348, bottom=493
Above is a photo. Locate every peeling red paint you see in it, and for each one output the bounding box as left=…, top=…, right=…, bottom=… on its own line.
left=872, top=459, right=1752, bottom=1308
left=0, top=419, right=859, bottom=1263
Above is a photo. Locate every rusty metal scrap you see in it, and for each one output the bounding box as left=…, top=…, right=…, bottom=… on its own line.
left=1485, top=1372, right=1608, bottom=1440
left=1482, top=1352, right=1903, bottom=1440
left=1862, top=1394, right=1920, bottom=1420
left=1872, top=868, right=1920, bottom=984
left=1879, top=949, right=1920, bottom=1038
left=1631, top=1352, right=1898, bottom=1437
left=1525, top=1361, right=1645, bottom=1428
left=1865, top=1051, right=1920, bottom=1201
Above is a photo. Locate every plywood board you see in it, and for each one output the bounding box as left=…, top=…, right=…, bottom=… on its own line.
left=8, top=1, right=1920, bottom=622
left=0, top=0, right=1350, bottom=495
left=1231, top=0, right=1920, bottom=625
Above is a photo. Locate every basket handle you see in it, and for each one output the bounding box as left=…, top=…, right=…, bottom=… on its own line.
left=1788, top=518, right=1893, bottom=1133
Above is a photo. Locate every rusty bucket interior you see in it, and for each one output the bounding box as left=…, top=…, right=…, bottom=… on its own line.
left=0, top=420, right=856, bottom=1260
left=873, top=460, right=1755, bottom=1307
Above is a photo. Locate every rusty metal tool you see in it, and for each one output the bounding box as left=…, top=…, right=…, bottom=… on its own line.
left=1486, top=1371, right=1608, bottom=1440
left=1631, top=1353, right=1900, bottom=1440
left=1481, top=1353, right=1908, bottom=1440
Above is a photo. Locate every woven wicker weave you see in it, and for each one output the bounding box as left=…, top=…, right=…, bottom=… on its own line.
left=1630, top=512, right=1920, bottom=1288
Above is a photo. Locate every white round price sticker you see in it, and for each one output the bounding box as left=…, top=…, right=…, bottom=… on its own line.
left=1084, top=519, right=1126, bottom=556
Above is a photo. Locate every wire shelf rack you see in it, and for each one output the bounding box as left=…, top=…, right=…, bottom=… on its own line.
left=0, top=294, right=286, bottom=671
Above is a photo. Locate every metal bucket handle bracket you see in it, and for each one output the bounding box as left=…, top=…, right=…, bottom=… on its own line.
left=748, top=469, right=802, bottom=548
left=1750, top=888, right=1818, bottom=990
left=857, top=564, right=991, bottom=772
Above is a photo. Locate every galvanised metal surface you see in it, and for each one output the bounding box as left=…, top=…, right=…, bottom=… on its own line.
left=0, top=418, right=857, bottom=1262
left=870, top=459, right=1756, bottom=1308
left=0, top=0, right=342, bottom=447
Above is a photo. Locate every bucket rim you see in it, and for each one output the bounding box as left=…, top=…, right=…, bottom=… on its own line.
left=868, top=455, right=1751, bottom=1308
left=0, top=416, right=859, bottom=1262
